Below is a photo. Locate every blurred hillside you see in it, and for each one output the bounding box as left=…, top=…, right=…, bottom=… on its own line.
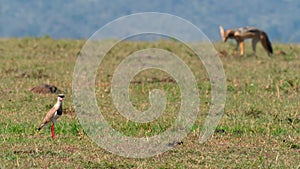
left=0, top=0, right=299, bottom=42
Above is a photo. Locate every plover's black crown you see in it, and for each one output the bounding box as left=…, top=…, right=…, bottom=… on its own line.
left=58, top=94, right=65, bottom=99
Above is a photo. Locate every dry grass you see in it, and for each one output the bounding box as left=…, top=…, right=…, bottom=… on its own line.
left=0, top=37, right=300, bottom=168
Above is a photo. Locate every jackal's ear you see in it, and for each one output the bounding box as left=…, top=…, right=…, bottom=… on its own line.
left=219, top=26, right=226, bottom=42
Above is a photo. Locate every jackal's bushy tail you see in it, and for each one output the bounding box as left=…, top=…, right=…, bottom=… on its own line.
left=261, top=31, right=273, bottom=55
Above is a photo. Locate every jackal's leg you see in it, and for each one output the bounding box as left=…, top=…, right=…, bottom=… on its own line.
left=239, top=41, right=245, bottom=55
left=235, top=41, right=239, bottom=50
left=251, top=38, right=259, bottom=53
left=234, top=41, right=240, bottom=55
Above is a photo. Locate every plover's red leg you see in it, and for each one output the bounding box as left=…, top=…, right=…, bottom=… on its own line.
left=51, top=123, right=55, bottom=139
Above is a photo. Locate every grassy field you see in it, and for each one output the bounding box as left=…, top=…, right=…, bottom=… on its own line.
left=0, top=37, right=300, bottom=168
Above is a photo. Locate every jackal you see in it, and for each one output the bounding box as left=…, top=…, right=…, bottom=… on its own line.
left=219, top=26, right=273, bottom=56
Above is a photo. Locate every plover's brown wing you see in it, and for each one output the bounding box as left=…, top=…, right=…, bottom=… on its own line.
left=37, top=106, right=58, bottom=130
